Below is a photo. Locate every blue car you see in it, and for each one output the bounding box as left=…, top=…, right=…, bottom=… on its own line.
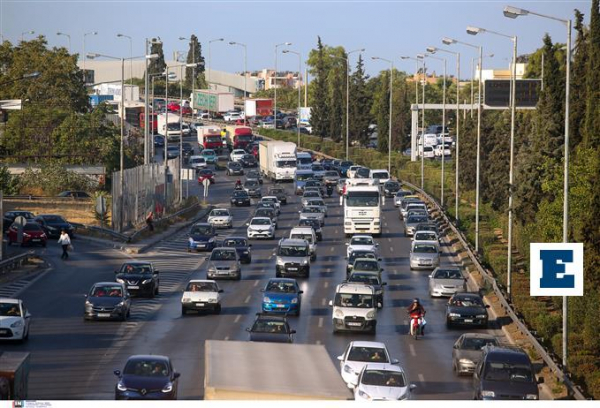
left=188, top=222, right=217, bottom=252
left=294, top=170, right=315, bottom=195
left=261, top=278, right=303, bottom=316
left=339, top=160, right=354, bottom=177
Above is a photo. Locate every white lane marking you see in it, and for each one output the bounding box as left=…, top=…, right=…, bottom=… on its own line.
left=387, top=237, right=392, bottom=242
left=318, top=317, right=324, bottom=328
left=409, top=344, right=416, bottom=357
left=418, top=374, right=425, bottom=383
left=224, top=336, right=230, bottom=341
left=253, top=280, right=259, bottom=287
left=324, top=281, right=329, bottom=288
left=390, top=247, right=394, bottom=252
left=244, top=295, right=251, bottom=304
left=384, top=222, right=388, bottom=227
left=321, top=298, right=327, bottom=306
left=335, top=229, right=338, bottom=234
left=330, top=247, right=334, bottom=252
left=234, top=314, right=242, bottom=323
left=316, top=340, right=322, bottom=345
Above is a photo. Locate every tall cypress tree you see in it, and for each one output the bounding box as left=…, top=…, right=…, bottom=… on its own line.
left=583, top=0, right=600, bottom=146
left=328, top=62, right=344, bottom=142
left=349, top=54, right=371, bottom=146
left=148, top=38, right=166, bottom=76
left=185, top=35, right=206, bottom=90
left=311, top=37, right=329, bottom=139
left=570, top=9, right=588, bottom=148
left=374, top=70, right=390, bottom=155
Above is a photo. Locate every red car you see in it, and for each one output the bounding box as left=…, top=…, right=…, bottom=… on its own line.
left=234, top=119, right=245, bottom=126
left=7, top=222, right=48, bottom=247
left=197, top=169, right=215, bottom=184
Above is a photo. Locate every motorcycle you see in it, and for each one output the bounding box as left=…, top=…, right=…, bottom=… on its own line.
left=409, top=311, right=425, bottom=340
left=326, top=185, right=334, bottom=198
left=234, top=182, right=243, bottom=191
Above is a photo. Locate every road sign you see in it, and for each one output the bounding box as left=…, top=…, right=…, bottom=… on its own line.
left=484, top=79, right=541, bottom=108
left=14, top=216, right=27, bottom=244
left=180, top=168, right=195, bottom=181
left=95, top=196, right=107, bottom=215
left=13, top=216, right=27, bottom=227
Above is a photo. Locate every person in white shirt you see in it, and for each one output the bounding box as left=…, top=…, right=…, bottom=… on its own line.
left=58, top=230, right=71, bottom=259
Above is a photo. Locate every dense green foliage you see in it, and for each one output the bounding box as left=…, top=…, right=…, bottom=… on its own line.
left=184, top=34, right=207, bottom=90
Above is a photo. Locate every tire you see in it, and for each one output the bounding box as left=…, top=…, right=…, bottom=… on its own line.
left=182, top=307, right=187, bottom=316
left=214, top=304, right=222, bottom=314
left=446, top=320, right=452, bottom=329
left=155, top=284, right=159, bottom=295
left=275, top=270, right=282, bottom=278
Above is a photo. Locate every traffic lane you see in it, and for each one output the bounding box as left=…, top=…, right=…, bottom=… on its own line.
left=3, top=242, right=134, bottom=399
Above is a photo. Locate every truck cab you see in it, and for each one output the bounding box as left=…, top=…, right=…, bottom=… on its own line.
left=296, top=152, right=313, bottom=171
left=344, top=184, right=381, bottom=236
left=329, top=283, right=379, bottom=334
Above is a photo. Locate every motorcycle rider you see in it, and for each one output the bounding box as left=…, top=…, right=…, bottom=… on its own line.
left=407, top=298, right=426, bottom=335
left=235, top=179, right=242, bottom=189
left=326, top=183, right=334, bottom=197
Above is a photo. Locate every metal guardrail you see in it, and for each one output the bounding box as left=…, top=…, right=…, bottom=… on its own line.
left=128, top=201, right=204, bottom=242
left=403, top=180, right=586, bottom=401
left=0, top=251, right=35, bottom=274
left=70, top=222, right=130, bottom=242
left=3, top=195, right=93, bottom=202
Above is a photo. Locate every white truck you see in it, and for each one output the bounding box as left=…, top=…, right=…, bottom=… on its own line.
left=259, top=141, right=297, bottom=182
left=344, top=183, right=381, bottom=236
left=157, top=113, right=181, bottom=139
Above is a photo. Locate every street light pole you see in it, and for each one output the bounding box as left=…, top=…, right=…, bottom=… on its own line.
left=504, top=3, right=573, bottom=370
left=208, top=38, right=224, bottom=90
left=56, top=32, right=71, bottom=52
left=371, top=56, right=394, bottom=175
left=20, top=30, right=34, bottom=43
left=229, top=41, right=248, bottom=126
left=283, top=50, right=302, bottom=147
left=117, top=34, right=133, bottom=100
left=275, top=42, right=292, bottom=124
left=401, top=55, right=425, bottom=164
left=83, top=31, right=97, bottom=83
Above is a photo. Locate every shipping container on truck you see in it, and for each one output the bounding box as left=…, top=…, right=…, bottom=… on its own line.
left=89, top=94, right=114, bottom=107
left=244, top=99, right=273, bottom=117
left=0, top=352, right=30, bottom=399
left=93, top=83, right=140, bottom=102
left=156, top=113, right=181, bottom=136
left=259, top=140, right=297, bottom=181
left=118, top=102, right=145, bottom=127
left=204, top=341, right=349, bottom=400
left=191, top=90, right=234, bottom=113
left=197, top=126, right=223, bottom=151
left=225, top=125, right=254, bottom=150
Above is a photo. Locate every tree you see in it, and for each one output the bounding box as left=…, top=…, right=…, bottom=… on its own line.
left=148, top=38, right=166, bottom=77
left=569, top=9, right=588, bottom=148
left=349, top=54, right=371, bottom=146
left=328, top=62, right=344, bottom=142
left=372, top=70, right=390, bottom=155
left=0, top=165, right=20, bottom=195
left=185, top=35, right=206, bottom=90
left=583, top=0, right=600, bottom=146
left=310, top=37, right=330, bottom=139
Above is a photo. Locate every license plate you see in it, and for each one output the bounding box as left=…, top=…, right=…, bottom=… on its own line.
left=288, top=268, right=298, bottom=271
left=217, top=271, right=229, bottom=275
left=196, top=244, right=205, bottom=248
left=31, top=239, right=40, bottom=242
left=276, top=304, right=286, bottom=308
left=97, top=313, right=111, bottom=318
left=463, top=319, right=473, bottom=323
left=347, top=322, right=362, bottom=327
left=128, top=285, right=139, bottom=289
left=196, top=303, right=205, bottom=307
left=0, top=329, right=8, bottom=334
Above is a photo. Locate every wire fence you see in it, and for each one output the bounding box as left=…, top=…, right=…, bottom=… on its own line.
left=111, top=158, right=180, bottom=232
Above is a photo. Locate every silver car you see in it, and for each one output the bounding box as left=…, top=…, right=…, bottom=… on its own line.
left=404, top=214, right=429, bottom=237
left=244, top=179, right=262, bottom=198
left=304, top=198, right=327, bottom=215
left=322, top=170, right=340, bottom=186
left=301, top=190, right=322, bottom=207
left=452, top=333, right=499, bottom=375
left=409, top=241, right=440, bottom=270
left=206, top=247, right=241, bottom=280
left=299, top=206, right=325, bottom=226
left=428, top=267, right=467, bottom=297
left=394, top=190, right=413, bottom=207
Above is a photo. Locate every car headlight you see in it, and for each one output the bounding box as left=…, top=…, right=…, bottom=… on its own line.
left=343, top=364, right=354, bottom=374
left=263, top=297, right=271, bottom=303
left=481, top=390, right=495, bottom=398
left=208, top=267, right=217, bottom=273
left=476, top=314, right=488, bottom=319
left=85, top=300, right=93, bottom=307
left=276, top=258, right=284, bottom=266
left=208, top=298, right=218, bottom=303
left=23, top=233, right=30, bottom=238
left=525, top=394, right=538, bottom=400
left=117, top=382, right=127, bottom=392
left=291, top=298, right=298, bottom=304
left=366, top=311, right=375, bottom=319
left=142, top=279, right=152, bottom=284
left=182, top=297, right=191, bottom=303
left=302, top=259, right=309, bottom=265
left=358, top=390, right=371, bottom=400
left=208, top=237, right=215, bottom=243
left=459, top=359, right=474, bottom=365
left=448, top=313, right=460, bottom=317
left=116, top=301, right=125, bottom=307
left=10, top=320, right=23, bottom=328
left=161, top=383, right=173, bottom=393
left=116, top=278, right=125, bottom=284
left=334, top=309, right=344, bottom=318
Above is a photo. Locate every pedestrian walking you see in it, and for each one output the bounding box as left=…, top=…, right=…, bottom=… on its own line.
left=146, top=211, right=154, bottom=232
left=58, top=229, right=71, bottom=259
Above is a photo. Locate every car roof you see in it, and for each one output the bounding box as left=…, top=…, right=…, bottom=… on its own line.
left=351, top=235, right=374, bottom=240
left=223, top=236, right=247, bottom=241
left=460, top=333, right=497, bottom=340
left=188, top=279, right=217, bottom=284
left=192, top=222, right=211, bottom=227
left=363, top=363, right=406, bottom=373
left=349, top=341, right=387, bottom=349
left=251, top=217, right=272, bottom=221
left=212, top=247, right=237, bottom=252
left=279, top=238, right=308, bottom=246
left=336, top=283, right=374, bottom=294
left=93, top=281, right=124, bottom=286
left=121, top=261, right=152, bottom=266
left=127, top=354, right=170, bottom=362
left=483, top=346, right=531, bottom=363
left=267, top=278, right=297, bottom=284
left=0, top=298, right=21, bottom=304
left=291, top=226, right=314, bottom=232
left=453, top=292, right=483, bottom=299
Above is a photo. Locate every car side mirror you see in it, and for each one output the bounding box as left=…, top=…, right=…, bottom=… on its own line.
left=260, top=288, right=265, bottom=292
left=154, top=270, right=160, bottom=274
left=377, top=302, right=382, bottom=308
left=376, top=243, right=380, bottom=246
left=410, top=384, right=417, bottom=390
left=298, top=210, right=301, bottom=213
left=347, top=382, right=356, bottom=389
left=83, top=294, right=88, bottom=298
left=382, top=282, right=387, bottom=286
left=380, top=269, right=384, bottom=272
left=345, top=243, right=349, bottom=246
left=173, top=372, right=181, bottom=380
left=114, top=270, right=118, bottom=274
left=218, top=289, right=224, bottom=293
left=453, top=344, right=459, bottom=349
left=391, top=358, right=399, bottom=364
left=298, top=290, right=304, bottom=294
left=537, top=377, right=544, bottom=384
left=114, top=370, right=121, bottom=377
left=328, top=300, right=333, bottom=307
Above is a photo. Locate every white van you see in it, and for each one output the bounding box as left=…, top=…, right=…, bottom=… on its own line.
left=369, top=169, right=390, bottom=184
left=329, top=283, right=379, bottom=334
left=289, top=226, right=317, bottom=260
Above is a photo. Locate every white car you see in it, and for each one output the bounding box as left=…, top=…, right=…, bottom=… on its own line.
left=353, top=363, right=415, bottom=401
left=369, top=169, right=390, bottom=184
left=207, top=208, right=233, bottom=229
left=346, top=235, right=379, bottom=258
left=413, top=230, right=440, bottom=244
left=229, top=149, right=246, bottom=162
left=337, top=341, right=398, bottom=386
left=259, top=196, right=281, bottom=214
left=224, top=112, right=244, bottom=122
left=347, top=165, right=362, bottom=178
left=189, top=155, right=207, bottom=170
left=246, top=217, right=275, bottom=239
left=434, top=143, right=452, bottom=157
left=0, top=298, right=31, bottom=341
left=181, top=279, right=223, bottom=314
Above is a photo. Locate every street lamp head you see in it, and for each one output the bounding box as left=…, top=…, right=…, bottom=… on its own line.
left=442, top=37, right=457, bottom=45
left=426, top=46, right=437, bottom=53
left=86, top=53, right=99, bottom=59
left=228, top=41, right=236, bottom=45
left=416, top=53, right=426, bottom=59
left=185, top=63, right=200, bottom=68
left=178, top=36, right=187, bottom=40
left=503, top=5, right=528, bottom=19
left=117, top=33, right=125, bottom=38
left=371, top=56, right=379, bottom=60
left=467, top=26, right=484, bottom=36
left=284, top=42, right=292, bottom=46
left=283, top=50, right=290, bottom=54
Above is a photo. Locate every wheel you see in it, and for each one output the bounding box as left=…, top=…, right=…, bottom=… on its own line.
left=276, top=270, right=282, bottom=278
left=371, top=325, right=377, bottom=335
left=149, top=290, right=155, bottom=299
left=120, top=312, right=127, bottom=322
left=155, top=284, right=159, bottom=295
left=214, top=304, right=222, bottom=314
left=7, top=240, right=11, bottom=246
left=446, top=321, right=452, bottom=329
left=182, top=307, right=187, bottom=316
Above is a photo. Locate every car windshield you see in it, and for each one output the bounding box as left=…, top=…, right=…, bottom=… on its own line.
left=434, top=269, right=463, bottom=279
left=353, top=260, right=379, bottom=271
left=255, top=209, right=273, bottom=218
left=276, top=159, right=296, bottom=168
left=0, top=302, right=21, bottom=317
left=349, top=252, right=376, bottom=263
left=210, top=249, right=236, bottom=261
left=303, top=191, right=320, bottom=198
left=120, top=264, right=152, bottom=274
left=346, top=192, right=379, bottom=207
left=290, top=233, right=313, bottom=243
left=351, top=237, right=374, bottom=246
left=407, top=216, right=429, bottom=224
left=266, top=281, right=298, bottom=293
left=262, top=198, right=277, bottom=204
left=484, top=362, right=533, bottom=383
left=251, top=218, right=271, bottom=226
left=211, top=210, right=230, bottom=217
left=349, top=273, right=380, bottom=285
left=296, top=173, right=314, bottom=181
left=325, top=171, right=339, bottom=177
left=299, top=219, right=318, bottom=228
left=341, top=161, right=353, bottom=167
left=191, top=158, right=205, bottom=163
left=247, top=171, right=260, bottom=177
left=312, top=165, right=324, bottom=171
left=23, top=223, right=42, bottom=231
left=229, top=162, right=241, bottom=169
left=203, top=151, right=215, bottom=156
left=307, top=200, right=325, bottom=207
left=413, top=244, right=437, bottom=254
left=301, top=207, right=321, bottom=214
left=223, top=238, right=247, bottom=247
left=92, top=286, right=123, bottom=297
left=305, top=181, right=321, bottom=187
left=347, top=346, right=389, bottom=363
left=416, top=224, right=437, bottom=232
left=186, top=281, right=218, bottom=292
left=123, top=360, right=169, bottom=377
left=252, top=319, right=288, bottom=334
left=297, top=157, right=312, bottom=165
left=233, top=191, right=248, bottom=198
left=244, top=181, right=259, bottom=188
left=198, top=170, right=213, bottom=176
left=234, top=150, right=245, bottom=155
left=269, top=189, right=283, bottom=195
left=278, top=245, right=308, bottom=257
left=415, top=232, right=437, bottom=241
left=44, top=216, right=66, bottom=223
left=396, top=191, right=411, bottom=197
left=462, top=337, right=498, bottom=350
left=334, top=293, right=374, bottom=308
left=361, top=370, right=406, bottom=387
left=191, top=225, right=213, bottom=235
left=451, top=296, right=484, bottom=307
left=372, top=172, right=389, bottom=179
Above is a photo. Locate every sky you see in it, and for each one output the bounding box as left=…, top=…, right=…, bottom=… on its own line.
left=0, top=0, right=592, bottom=79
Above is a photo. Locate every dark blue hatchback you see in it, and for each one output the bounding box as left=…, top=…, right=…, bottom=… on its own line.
left=114, top=355, right=180, bottom=400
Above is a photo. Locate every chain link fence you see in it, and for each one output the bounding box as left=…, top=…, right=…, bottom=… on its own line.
left=111, top=158, right=181, bottom=232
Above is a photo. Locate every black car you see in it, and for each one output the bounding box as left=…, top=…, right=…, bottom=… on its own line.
left=321, top=159, right=334, bottom=170
left=383, top=180, right=402, bottom=198
left=268, top=187, right=287, bottom=205
left=3, top=210, right=35, bottom=232
left=188, top=223, right=218, bottom=252
left=182, top=142, right=194, bottom=157
left=34, top=214, right=74, bottom=238
left=115, top=261, right=160, bottom=298
left=298, top=218, right=323, bottom=241
left=114, top=355, right=180, bottom=400
left=154, top=135, right=165, bottom=147
left=240, top=154, right=258, bottom=168
left=226, top=161, right=244, bottom=176
left=230, top=190, right=251, bottom=207
left=473, top=346, right=542, bottom=400
left=57, top=190, right=91, bottom=198
left=446, top=292, right=490, bottom=328
left=84, top=282, right=131, bottom=321
left=246, top=314, right=296, bottom=343
left=220, top=236, right=252, bottom=264
left=243, top=179, right=262, bottom=198
left=246, top=169, right=263, bottom=184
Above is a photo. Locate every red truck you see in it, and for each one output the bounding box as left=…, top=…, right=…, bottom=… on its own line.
left=197, top=126, right=223, bottom=151
left=139, top=112, right=158, bottom=133
left=225, top=126, right=254, bottom=150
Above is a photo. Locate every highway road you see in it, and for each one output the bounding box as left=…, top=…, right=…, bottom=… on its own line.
left=1, top=143, right=508, bottom=400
